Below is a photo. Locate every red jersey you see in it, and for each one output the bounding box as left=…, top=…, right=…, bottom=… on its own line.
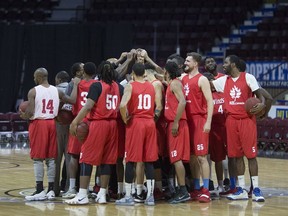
left=165, top=79, right=187, bottom=122
left=72, top=79, right=97, bottom=115
left=224, top=72, right=253, bottom=119
left=182, top=73, right=207, bottom=118
left=87, top=81, right=120, bottom=120
left=214, top=72, right=225, bottom=79
left=212, top=91, right=225, bottom=124
left=128, top=81, right=155, bottom=119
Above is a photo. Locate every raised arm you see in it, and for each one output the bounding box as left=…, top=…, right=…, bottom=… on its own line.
left=119, top=83, right=132, bottom=124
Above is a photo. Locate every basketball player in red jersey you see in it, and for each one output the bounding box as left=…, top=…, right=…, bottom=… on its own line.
left=21, top=68, right=79, bottom=201
left=116, top=63, right=158, bottom=206
left=211, top=55, right=265, bottom=202
left=65, top=61, right=123, bottom=205
left=164, top=61, right=190, bottom=204
left=204, top=57, right=231, bottom=195
left=182, top=52, right=214, bottom=203
left=143, top=62, right=166, bottom=201
left=62, top=62, right=97, bottom=199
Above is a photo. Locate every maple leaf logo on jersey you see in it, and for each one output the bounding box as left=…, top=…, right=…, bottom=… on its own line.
left=184, top=83, right=190, bottom=96
left=230, top=85, right=241, bottom=101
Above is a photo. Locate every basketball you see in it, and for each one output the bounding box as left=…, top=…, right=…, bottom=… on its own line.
left=76, top=121, right=90, bottom=142
left=256, top=108, right=266, bottom=118
left=245, top=97, right=261, bottom=114
left=56, top=109, right=74, bottom=125
left=19, top=101, right=29, bottom=112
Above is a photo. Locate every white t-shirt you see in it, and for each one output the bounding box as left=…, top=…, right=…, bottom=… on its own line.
left=212, top=73, right=260, bottom=93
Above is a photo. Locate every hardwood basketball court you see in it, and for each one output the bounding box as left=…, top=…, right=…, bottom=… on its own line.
left=0, top=142, right=287, bottom=216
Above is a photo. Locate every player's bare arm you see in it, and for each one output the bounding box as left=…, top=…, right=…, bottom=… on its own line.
left=20, top=88, right=36, bottom=120
left=153, top=81, right=163, bottom=121
left=59, top=77, right=81, bottom=105
left=142, top=49, right=165, bottom=74
left=171, top=79, right=186, bottom=137
left=200, top=76, right=214, bottom=133
left=119, top=83, right=132, bottom=124
left=250, top=89, right=266, bottom=115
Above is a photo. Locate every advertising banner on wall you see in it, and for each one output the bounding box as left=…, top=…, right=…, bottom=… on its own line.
left=268, top=105, right=288, bottom=119
left=246, top=61, right=288, bottom=88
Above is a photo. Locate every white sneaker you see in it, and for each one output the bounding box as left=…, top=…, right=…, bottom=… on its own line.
left=227, top=187, right=248, bottom=200
left=62, top=188, right=77, bottom=199
left=25, top=190, right=47, bottom=201
left=47, top=190, right=55, bottom=200
left=95, top=193, right=107, bottom=204
left=65, top=194, right=89, bottom=205
left=252, top=187, right=265, bottom=202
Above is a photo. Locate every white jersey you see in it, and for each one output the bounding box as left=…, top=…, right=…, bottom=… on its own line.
left=32, top=85, right=60, bottom=120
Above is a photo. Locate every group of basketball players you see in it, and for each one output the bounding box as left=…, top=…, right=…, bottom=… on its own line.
left=20, top=48, right=271, bottom=206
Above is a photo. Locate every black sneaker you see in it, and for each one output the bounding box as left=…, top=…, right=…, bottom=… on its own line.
left=223, top=178, right=230, bottom=191
left=134, top=192, right=146, bottom=203
left=209, top=179, right=215, bottom=191
left=168, top=192, right=190, bottom=204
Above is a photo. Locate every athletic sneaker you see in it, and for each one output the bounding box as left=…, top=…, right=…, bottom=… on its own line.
left=209, top=180, right=215, bottom=191
left=227, top=187, right=249, bottom=200
left=219, top=188, right=237, bottom=197
left=47, top=190, right=55, bottom=200
left=198, top=188, right=211, bottom=203
left=115, top=196, right=135, bottom=206
left=223, top=178, right=230, bottom=191
left=134, top=191, right=146, bottom=203
left=65, top=194, right=89, bottom=205
left=95, top=193, right=107, bottom=204
left=168, top=192, right=190, bottom=204
left=252, top=187, right=265, bottom=202
left=117, top=193, right=125, bottom=200
left=144, top=195, right=155, bottom=206
left=189, top=189, right=201, bottom=201
left=25, top=190, right=47, bottom=201
left=62, top=188, right=77, bottom=199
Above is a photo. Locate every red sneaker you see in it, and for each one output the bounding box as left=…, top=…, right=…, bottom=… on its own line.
left=198, top=188, right=211, bottom=203
left=219, top=188, right=237, bottom=197
left=190, top=189, right=201, bottom=201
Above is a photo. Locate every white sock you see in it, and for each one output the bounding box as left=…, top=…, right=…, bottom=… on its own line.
left=98, top=188, right=106, bottom=196
left=146, top=179, right=155, bottom=198
left=96, top=177, right=100, bottom=186
left=69, top=178, right=76, bottom=190
left=125, top=183, right=132, bottom=197
left=238, top=175, right=245, bottom=189
left=118, top=182, right=123, bottom=194
left=136, top=184, right=143, bottom=195
left=131, top=183, right=136, bottom=194
left=251, top=176, right=259, bottom=188
left=78, top=188, right=87, bottom=196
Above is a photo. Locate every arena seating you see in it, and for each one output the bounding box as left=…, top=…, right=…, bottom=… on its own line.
left=0, top=112, right=29, bottom=143
left=0, top=0, right=59, bottom=24
left=87, top=0, right=264, bottom=60
left=257, top=118, right=288, bottom=155
left=226, top=4, right=288, bottom=61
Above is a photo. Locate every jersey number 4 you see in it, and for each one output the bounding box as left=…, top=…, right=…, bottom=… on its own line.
left=41, top=99, right=54, bottom=114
